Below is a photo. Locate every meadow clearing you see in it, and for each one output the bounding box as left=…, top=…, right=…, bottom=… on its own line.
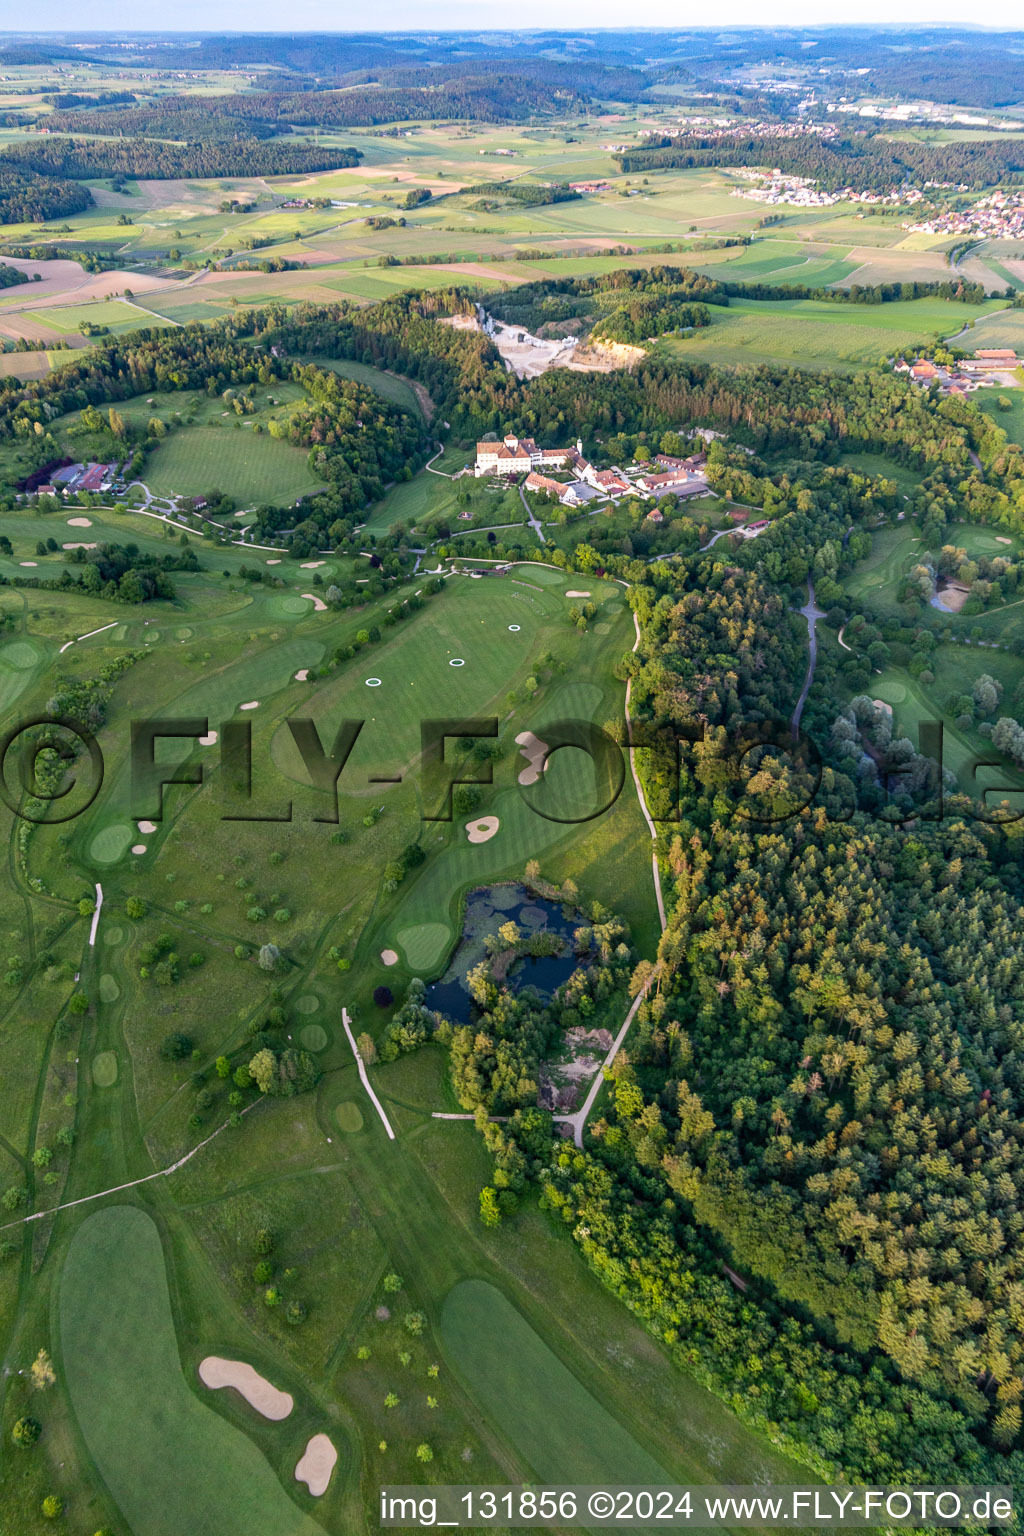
left=658, top=295, right=1009, bottom=372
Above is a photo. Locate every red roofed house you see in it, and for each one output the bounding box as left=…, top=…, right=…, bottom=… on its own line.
left=524, top=472, right=564, bottom=497
left=585, top=468, right=635, bottom=498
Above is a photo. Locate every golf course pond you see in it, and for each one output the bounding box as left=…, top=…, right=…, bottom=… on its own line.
left=426, top=883, right=577, bottom=1024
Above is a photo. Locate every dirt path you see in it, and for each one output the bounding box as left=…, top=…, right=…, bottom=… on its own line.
left=87, top=883, right=103, bottom=948
left=0, top=1100, right=261, bottom=1234
left=341, top=1007, right=395, bottom=1139
left=792, top=579, right=825, bottom=736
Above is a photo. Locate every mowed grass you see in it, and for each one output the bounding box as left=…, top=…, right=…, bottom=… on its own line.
left=314, top=356, right=424, bottom=418
left=41, top=300, right=172, bottom=336
left=958, top=308, right=1024, bottom=351
left=442, top=1279, right=669, bottom=1483
left=144, top=426, right=324, bottom=504
left=59, top=1205, right=323, bottom=1536
left=842, top=524, right=924, bottom=611
left=979, top=391, right=1024, bottom=449
left=270, top=575, right=572, bottom=789
left=659, top=296, right=1006, bottom=372
left=868, top=664, right=1024, bottom=802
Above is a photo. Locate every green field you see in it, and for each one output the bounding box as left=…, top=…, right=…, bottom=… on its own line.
left=442, top=1279, right=669, bottom=1482
left=979, top=391, right=1024, bottom=448
left=60, top=1206, right=323, bottom=1536
left=144, top=425, right=325, bottom=504
left=659, top=295, right=1007, bottom=372
left=315, top=357, right=426, bottom=418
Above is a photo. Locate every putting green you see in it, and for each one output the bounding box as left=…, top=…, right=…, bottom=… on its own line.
left=92, top=1051, right=118, bottom=1087
left=873, top=679, right=907, bottom=704
left=335, top=1101, right=363, bottom=1133
left=102, top=925, right=124, bottom=945
left=269, top=594, right=312, bottom=617
left=397, top=922, right=452, bottom=971
left=294, top=993, right=320, bottom=1015
left=144, top=630, right=160, bottom=643
left=175, top=626, right=193, bottom=639
left=516, top=565, right=567, bottom=587
left=0, top=639, right=40, bottom=669
left=88, top=822, right=135, bottom=865
left=60, top=1206, right=323, bottom=1536
left=98, top=974, right=120, bottom=1004
left=300, top=1024, right=328, bottom=1052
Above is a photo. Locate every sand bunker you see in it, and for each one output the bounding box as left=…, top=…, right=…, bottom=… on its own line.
left=294, top=668, right=309, bottom=681
left=199, top=730, right=218, bottom=746
left=515, top=730, right=550, bottom=786
left=380, top=949, right=399, bottom=966
left=63, top=541, right=97, bottom=550
left=295, top=1434, right=337, bottom=1497
left=565, top=590, right=591, bottom=598
left=19, top=561, right=36, bottom=567
left=131, top=844, right=147, bottom=855
left=266, top=558, right=281, bottom=565
left=67, top=517, right=92, bottom=528
left=239, top=701, right=260, bottom=711
left=302, top=592, right=327, bottom=611
left=198, top=1357, right=293, bottom=1420
left=137, top=820, right=157, bottom=834
left=466, top=816, right=500, bottom=844
left=997, top=536, right=1012, bottom=545
left=300, top=560, right=325, bottom=569
left=933, top=582, right=970, bottom=614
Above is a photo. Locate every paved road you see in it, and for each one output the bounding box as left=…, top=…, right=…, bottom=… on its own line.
left=517, top=483, right=547, bottom=545
left=792, top=579, right=825, bottom=737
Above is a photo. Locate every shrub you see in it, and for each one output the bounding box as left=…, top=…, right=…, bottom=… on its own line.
left=253, top=1227, right=274, bottom=1255
left=41, top=1495, right=63, bottom=1518
left=125, top=896, right=147, bottom=919
left=159, top=1032, right=192, bottom=1061
left=12, top=1416, right=41, bottom=1448
left=286, top=1300, right=307, bottom=1325
left=373, top=986, right=393, bottom=1008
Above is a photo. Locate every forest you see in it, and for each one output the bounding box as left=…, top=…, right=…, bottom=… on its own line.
left=616, top=133, right=1024, bottom=193
left=37, top=76, right=586, bottom=138
left=0, top=137, right=359, bottom=186
left=0, top=164, right=92, bottom=224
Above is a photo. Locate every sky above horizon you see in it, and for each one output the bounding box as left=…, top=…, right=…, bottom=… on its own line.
left=14, top=5, right=1024, bottom=31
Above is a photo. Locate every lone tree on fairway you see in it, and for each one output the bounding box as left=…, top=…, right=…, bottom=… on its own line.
left=12, top=1416, right=40, bottom=1448
left=373, top=985, right=393, bottom=1008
